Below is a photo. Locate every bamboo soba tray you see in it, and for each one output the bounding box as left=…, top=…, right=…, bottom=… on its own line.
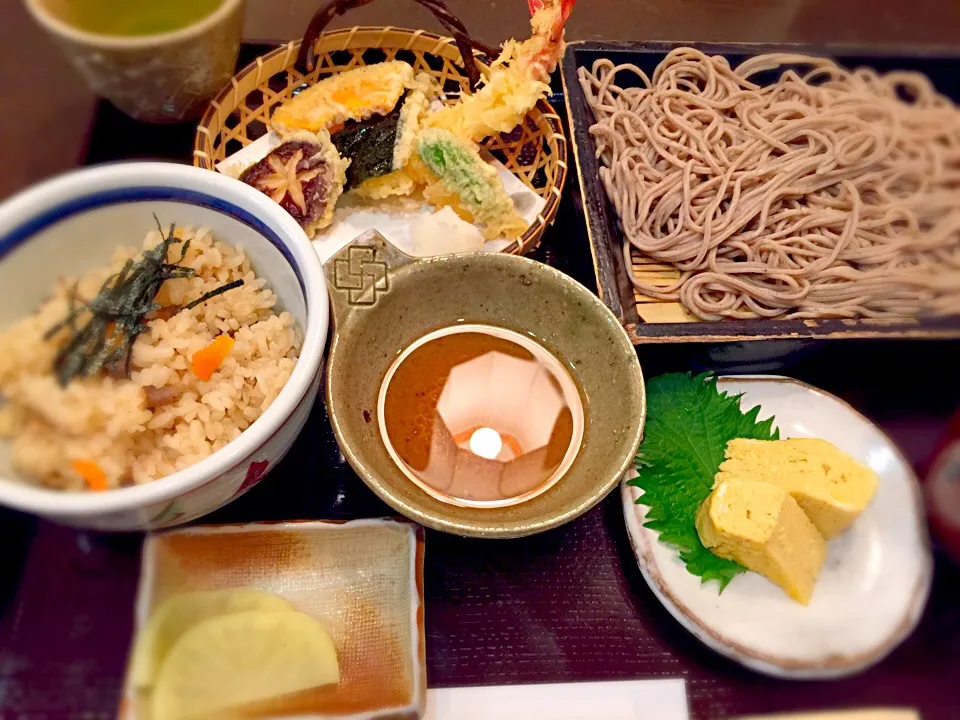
left=561, top=41, right=960, bottom=345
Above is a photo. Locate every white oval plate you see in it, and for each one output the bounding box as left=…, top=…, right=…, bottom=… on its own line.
left=621, top=375, right=933, bottom=679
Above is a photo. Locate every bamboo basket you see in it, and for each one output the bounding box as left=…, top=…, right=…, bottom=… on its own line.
left=193, top=0, right=568, bottom=256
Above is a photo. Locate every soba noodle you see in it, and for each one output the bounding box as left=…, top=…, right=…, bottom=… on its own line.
left=578, top=48, right=960, bottom=320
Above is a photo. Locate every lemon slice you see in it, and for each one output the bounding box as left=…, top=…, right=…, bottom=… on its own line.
left=151, top=610, right=340, bottom=720
left=130, top=589, right=292, bottom=689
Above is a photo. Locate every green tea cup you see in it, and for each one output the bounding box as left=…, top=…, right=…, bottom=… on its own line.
left=24, top=0, right=244, bottom=123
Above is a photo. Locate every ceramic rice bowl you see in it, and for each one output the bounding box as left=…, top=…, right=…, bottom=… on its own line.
left=0, top=162, right=328, bottom=531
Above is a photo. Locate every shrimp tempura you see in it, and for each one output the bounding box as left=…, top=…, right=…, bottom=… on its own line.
left=426, top=0, right=576, bottom=144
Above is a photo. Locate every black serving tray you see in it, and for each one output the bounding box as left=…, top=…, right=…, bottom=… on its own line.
left=561, top=40, right=960, bottom=344
left=5, top=42, right=960, bottom=720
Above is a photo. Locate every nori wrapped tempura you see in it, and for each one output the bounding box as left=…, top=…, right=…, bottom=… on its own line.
left=331, top=92, right=407, bottom=190
left=331, top=88, right=432, bottom=191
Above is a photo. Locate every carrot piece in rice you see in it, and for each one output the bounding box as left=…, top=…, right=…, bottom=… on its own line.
left=192, top=335, right=235, bottom=381
left=72, top=460, right=107, bottom=491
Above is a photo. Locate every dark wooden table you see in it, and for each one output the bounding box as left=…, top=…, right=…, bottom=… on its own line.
left=2, top=11, right=960, bottom=719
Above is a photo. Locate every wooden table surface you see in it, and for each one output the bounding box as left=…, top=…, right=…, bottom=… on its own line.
left=3, top=0, right=960, bottom=199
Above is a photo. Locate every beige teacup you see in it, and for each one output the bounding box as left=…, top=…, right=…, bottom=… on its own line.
left=24, top=0, right=244, bottom=123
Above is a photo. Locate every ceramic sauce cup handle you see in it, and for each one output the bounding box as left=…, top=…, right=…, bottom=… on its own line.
left=322, top=230, right=417, bottom=325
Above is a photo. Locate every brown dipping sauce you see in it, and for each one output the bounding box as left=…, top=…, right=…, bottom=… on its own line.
left=380, top=326, right=582, bottom=507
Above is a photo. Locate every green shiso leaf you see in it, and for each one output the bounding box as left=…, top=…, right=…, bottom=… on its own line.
left=629, top=372, right=779, bottom=591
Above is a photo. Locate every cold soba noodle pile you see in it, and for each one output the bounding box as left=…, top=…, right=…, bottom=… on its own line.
left=0, top=224, right=300, bottom=492
left=578, top=48, right=960, bottom=320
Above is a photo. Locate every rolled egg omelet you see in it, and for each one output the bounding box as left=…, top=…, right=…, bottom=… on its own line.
left=696, top=478, right=826, bottom=604
left=716, top=438, right=879, bottom=539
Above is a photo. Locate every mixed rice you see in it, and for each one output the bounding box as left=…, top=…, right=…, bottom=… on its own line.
left=0, top=226, right=301, bottom=491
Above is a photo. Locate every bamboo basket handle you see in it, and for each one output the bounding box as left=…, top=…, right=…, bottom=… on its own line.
left=295, top=0, right=499, bottom=90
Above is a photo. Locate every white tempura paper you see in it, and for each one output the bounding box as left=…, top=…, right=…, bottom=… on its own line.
left=424, top=679, right=690, bottom=720
left=215, top=132, right=283, bottom=177
left=216, top=132, right=547, bottom=261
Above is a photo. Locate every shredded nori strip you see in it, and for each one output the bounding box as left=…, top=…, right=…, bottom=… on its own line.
left=47, top=217, right=244, bottom=387
left=184, top=279, right=245, bottom=310
left=331, top=91, right=408, bottom=189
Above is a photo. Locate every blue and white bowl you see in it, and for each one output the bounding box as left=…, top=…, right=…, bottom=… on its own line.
left=0, top=162, right=328, bottom=531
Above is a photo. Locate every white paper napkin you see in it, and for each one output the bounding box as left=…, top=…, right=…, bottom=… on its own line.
left=424, top=679, right=689, bottom=720
left=310, top=165, right=546, bottom=262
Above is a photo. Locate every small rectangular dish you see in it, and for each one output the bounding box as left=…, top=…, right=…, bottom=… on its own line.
left=120, top=518, right=426, bottom=719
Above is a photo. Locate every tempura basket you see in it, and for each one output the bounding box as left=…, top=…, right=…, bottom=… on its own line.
left=193, top=0, right=568, bottom=256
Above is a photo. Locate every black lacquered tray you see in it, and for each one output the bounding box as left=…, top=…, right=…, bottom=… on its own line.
left=561, top=40, right=960, bottom=345
left=1, top=44, right=960, bottom=720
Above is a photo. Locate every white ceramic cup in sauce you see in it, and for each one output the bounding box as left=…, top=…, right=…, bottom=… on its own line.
left=378, top=323, right=586, bottom=509
left=0, top=162, right=328, bottom=531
